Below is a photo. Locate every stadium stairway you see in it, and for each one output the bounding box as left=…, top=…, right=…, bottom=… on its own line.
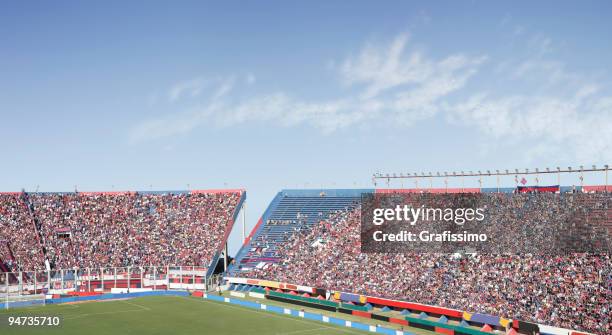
left=206, top=191, right=247, bottom=278
left=20, top=192, right=49, bottom=270
left=229, top=189, right=366, bottom=274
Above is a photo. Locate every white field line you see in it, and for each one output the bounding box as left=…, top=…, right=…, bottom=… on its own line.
left=63, top=300, right=150, bottom=320
left=122, top=299, right=151, bottom=311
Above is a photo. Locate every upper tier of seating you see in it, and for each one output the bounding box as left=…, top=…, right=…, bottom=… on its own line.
left=0, top=190, right=244, bottom=273
left=233, top=188, right=611, bottom=335
left=231, top=190, right=363, bottom=271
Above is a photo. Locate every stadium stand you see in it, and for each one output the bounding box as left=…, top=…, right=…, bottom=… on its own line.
left=0, top=190, right=244, bottom=273
left=233, top=188, right=611, bottom=335
left=232, top=190, right=362, bottom=271
left=0, top=193, right=46, bottom=272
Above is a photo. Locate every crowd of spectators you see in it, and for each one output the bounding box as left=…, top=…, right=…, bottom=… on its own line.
left=248, top=193, right=611, bottom=334
left=0, top=194, right=46, bottom=272
left=0, top=192, right=241, bottom=271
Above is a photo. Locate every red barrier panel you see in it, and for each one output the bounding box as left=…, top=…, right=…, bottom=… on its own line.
left=389, top=318, right=408, bottom=326
left=365, top=297, right=463, bottom=318
left=435, top=326, right=454, bottom=335
left=351, top=311, right=372, bottom=318
left=282, top=284, right=298, bottom=290
left=68, top=291, right=102, bottom=297
left=191, top=291, right=204, bottom=298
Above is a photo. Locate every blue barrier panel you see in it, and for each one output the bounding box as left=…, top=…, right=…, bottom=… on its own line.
left=470, top=313, right=500, bottom=326
left=303, top=312, right=322, bottom=322
left=328, top=317, right=345, bottom=326
left=232, top=299, right=260, bottom=309
left=47, top=290, right=190, bottom=305
left=231, top=299, right=248, bottom=307
left=351, top=321, right=371, bottom=331
left=339, top=292, right=361, bottom=303
left=8, top=300, right=47, bottom=308
left=376, top=326, right=397, bottom=335
left=206, top=294, right=226, bottom=303
left=267, top=305, right=284, bottom=314
left=290, top=310, right=299, bottom=317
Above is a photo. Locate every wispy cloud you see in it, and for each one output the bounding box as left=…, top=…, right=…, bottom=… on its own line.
left=338, top=34, right=485, bottom=100
left=446, top=86, right=612, bottom=161
left=131, top=33, right=484, bottom=142
left=129, top=31, right=612, bottom=161
left=168, top=77, right=207, bottom=102
left=443, top=29, right=612, bottom=161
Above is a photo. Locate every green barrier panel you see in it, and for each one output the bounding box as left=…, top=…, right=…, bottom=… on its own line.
left=268, top=291, right=339, bottom=308
left=250, top=287, right=266, bottom=294
left=405, top=315, right=492, bottom=335
left=339, top=303, right=370, bottom=312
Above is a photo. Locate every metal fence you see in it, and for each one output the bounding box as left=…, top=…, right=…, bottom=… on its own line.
left=0, top=265, right=218, bottom=298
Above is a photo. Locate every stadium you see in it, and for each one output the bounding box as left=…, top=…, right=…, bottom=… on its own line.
left=1, top=173, right=610, bottom=335
left=2, top=2, right=612, bottom=335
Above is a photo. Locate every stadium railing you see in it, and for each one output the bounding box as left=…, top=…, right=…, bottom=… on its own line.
left=0, top=265, right=217, bottom=306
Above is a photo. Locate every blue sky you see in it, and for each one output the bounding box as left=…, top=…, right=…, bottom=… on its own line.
left=2, top=1, right=611, bottom=253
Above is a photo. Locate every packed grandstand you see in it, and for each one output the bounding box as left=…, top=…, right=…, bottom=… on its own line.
left=0, top=190, right=244, bottom=272
left=1, top=186, right=611, bottom=335
left=230, top=188, right=611, bottom=335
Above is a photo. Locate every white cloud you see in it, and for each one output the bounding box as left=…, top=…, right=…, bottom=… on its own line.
left=339, top=34, right=485, bottom=103
left=211, top=77, right=235, bottom=100
left=130, top=31, right=612, bottom=162
left=168, top=77, right=207, bottom=102
left=131, top=33, right=484, bottom=142
left=446, top=87, right=612, bottom=161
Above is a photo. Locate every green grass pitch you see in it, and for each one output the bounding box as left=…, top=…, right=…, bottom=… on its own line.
left=0, top=296, right=373, bottom=335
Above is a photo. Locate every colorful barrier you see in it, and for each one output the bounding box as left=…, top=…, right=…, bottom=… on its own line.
left=339, top=292, right=361, bottom=303
left=261, top=289, right=500, bottom=335
left=366, top=296, right=463, bottom=319
left=340, top=302, right=370, bottom=312
left=226, top=277, right=316, bottom=294
left=468, top=313, right=499, bottom=326
left=513, top=320, right=540, bottom=335
left=267, top=291, right=338, bottom=311
left=202, top=293, right=409, bottom=335
left=403, top=315, right=493, bottom=335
